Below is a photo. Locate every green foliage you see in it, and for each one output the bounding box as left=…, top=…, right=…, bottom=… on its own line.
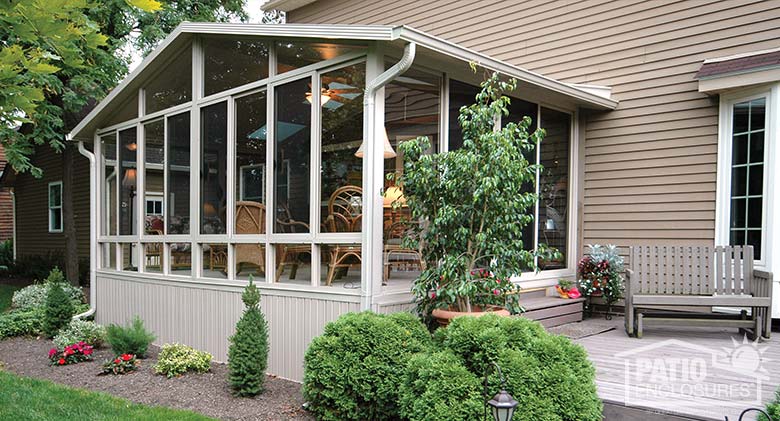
left=101, top=353, right=140, bottom=375
left=303, top=311, right=432, bottom=421
left=105, top=316, right=156, bottom=358
left=433, top=314, right=602, bottom=421
left=396, top=72, right=558, bottom=318
left=42, top=282, right=75, bottom=338
left=398, top=351, right=484, bottom=421
left=577, top=244, right=625, bottom=306
left=0, top=309, right=43, bottom=338
left=11, top=269, right=84, bottom=311
left=759, top=387, right=780, bottom=421
left=154, top=343, right=212, bottom=378
left=0, top=284, right=20, bottom=313
left=53, top=319, right=106, bottom=349
left=0, top=370, right=214, bottom=420
left=0, top=239, right=13, bottom=271
left=228, top=277, right=269, bottom=396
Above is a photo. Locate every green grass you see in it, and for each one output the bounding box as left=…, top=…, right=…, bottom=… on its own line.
left=0, top=370, right=215, bottom=420
left=0, top=285, right=20, bottom=313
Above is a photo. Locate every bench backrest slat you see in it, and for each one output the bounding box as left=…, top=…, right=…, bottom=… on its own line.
left=629, top=245, right=754, bottom=296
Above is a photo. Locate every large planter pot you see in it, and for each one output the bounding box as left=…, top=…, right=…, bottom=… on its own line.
left=431, top=305, right=510, bottom=327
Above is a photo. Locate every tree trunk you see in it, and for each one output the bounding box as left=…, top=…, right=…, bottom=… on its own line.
left=63, top=144, right=79, bottom=286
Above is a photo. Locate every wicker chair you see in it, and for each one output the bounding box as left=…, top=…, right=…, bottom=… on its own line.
left=235, top=201, right=265, bottom=276
left=383, top=220, right=423, bottom=283
left=323, top=186, right=363, bottom=285
left=275, top=205, right=311, bottom=282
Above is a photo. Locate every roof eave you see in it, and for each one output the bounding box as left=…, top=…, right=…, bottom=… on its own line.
left=261, top=0, right=318, bottom=12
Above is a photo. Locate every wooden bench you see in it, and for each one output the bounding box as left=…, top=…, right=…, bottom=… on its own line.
left=625, top=245, right=772, bottom=340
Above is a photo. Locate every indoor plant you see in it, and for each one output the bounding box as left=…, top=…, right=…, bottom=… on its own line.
left=395, top=70, right=558, bottom=326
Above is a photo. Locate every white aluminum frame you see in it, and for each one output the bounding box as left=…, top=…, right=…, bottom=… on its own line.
left=47, top=181, right=63, bottom=233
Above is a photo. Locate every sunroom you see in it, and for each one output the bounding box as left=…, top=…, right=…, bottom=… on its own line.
left=68, top=23, right=616, bottom=380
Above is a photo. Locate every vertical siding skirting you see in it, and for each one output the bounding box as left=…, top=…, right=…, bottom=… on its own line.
left=95, top=276, right=361, bottom=381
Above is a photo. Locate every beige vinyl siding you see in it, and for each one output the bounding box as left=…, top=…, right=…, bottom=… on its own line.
left=95, top=274, right=362, bottom=381
left=289, top=0, right=780, bottom=250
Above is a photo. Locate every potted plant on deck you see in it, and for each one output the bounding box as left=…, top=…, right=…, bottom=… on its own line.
left=393, top=70, right=559, bottom=327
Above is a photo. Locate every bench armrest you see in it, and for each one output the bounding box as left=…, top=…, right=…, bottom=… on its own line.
left=752, top=269, right=773, bottom=298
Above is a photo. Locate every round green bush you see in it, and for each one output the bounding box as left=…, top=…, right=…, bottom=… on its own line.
left=42, top=282, right=75, bottom=338
left=154, top=343, right=212, bottom=378
left=53, top=319, right=106, bottom=349
left=12, top=282, right=83, bottom=311
left=398, top=351, right=484, bottom=421
left=433, top=314, right=602, bottom=421
left=303, top=311, right=432, bottom=421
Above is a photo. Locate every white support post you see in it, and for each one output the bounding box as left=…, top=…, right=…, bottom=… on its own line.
left=191, top=36, right=203, bottom=278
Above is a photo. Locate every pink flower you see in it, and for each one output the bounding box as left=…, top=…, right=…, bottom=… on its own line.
left=48, top=348, right=57, bottom=358
left=83, top=348, right=93, bottom=356
left=493, top=289, right=500, bottom=296
left=430, top=291, right=437, bottom=299
left=567, top=287, right=582, bottom=299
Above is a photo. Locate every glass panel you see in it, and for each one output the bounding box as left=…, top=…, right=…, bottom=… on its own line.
left=747, top=198, right=763, bottom=229
left=201, top=243, right=227, bottom=279
left=320, top=244, right=361, bottom=287
left=732, top=101, right=749, bottom=134
left=200, top=102, right=228, bottom=235
left=275, top=243, right=311, bottom=284
left=750, top=98, right=766, bottom=131
left=235, top=243, right=266, bottom=281
left=105, top=94, right=138, bottom=127
left=276, top=41, right=364, bottom=74
left=49, top=184, right=62, bottom=207
left=730, top=198, right=746, bottom=228
left=748, top=165, right=763, bottom=195
left=203, top=36, right=269, bottom=97
left=50, top=208, right=62, bottom=231
left=169, top=242, right=192, bottom=275
left=121, top=243, right=139, bottom=271
left=750, top=131, right=764, bottom=163
left=101, top=243, right=115, bottom=269
left=730, top=167, right=746, bottom=197
left=731, top=134, right=748, bottom=165
left=274, top=78, right=311, bottom=232
left=235, top=91, right=267, bottom=234
left=119, top=128, right=138, bottom=235
left=144, top=120, right=165, bottom=235
left=448, top=79, right=481, bottom=151
left=101, top=133, right=117, bottom=236
left=144, top=243, right=163, bottom=273
left=145, top=47, right=192, bottom=114
left=321, top=63, right=365, bottom=232
left=747, top=230, right=762, bottom=260
left=730, top=230, right=745, bottom=249
left=506, top=97, right=539, bottom=254
left=167, top=112, right=191, bottom=234
left=538, top=107, right=570, bottom=270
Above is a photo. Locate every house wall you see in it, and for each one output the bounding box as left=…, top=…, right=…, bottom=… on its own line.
left=12, top=143, right=91, bottom=264
left=0, top=146, right=13, bottom=241
left=287, top=0, right=780, bottom=253
left=94, top=272, right=362, bottom=381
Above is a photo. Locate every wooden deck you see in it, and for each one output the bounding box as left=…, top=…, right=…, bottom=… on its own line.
left=571, top=317, right=778, bottom=421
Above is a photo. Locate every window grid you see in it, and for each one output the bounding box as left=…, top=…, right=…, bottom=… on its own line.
left=48, top=181, right=63, bottom=233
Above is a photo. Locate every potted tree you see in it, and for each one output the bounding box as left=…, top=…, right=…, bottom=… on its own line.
left=393, top=70, right=558, bottom=326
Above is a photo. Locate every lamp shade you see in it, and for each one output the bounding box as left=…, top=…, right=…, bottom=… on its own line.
left=383, top=186, right=405, bottom=207
left=122, top=168, right=137, bottom=188
left=488, top=389, right=518, bottom=421
left=355, top=128, right=396, bottom=159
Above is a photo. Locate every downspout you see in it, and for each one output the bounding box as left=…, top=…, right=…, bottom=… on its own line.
left=361, top=42, right=416, bottom=309
left=73, top=138, right=97, bottom=320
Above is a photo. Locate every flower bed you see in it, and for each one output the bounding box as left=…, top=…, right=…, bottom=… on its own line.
left=48, top=342, right=93, bottom=366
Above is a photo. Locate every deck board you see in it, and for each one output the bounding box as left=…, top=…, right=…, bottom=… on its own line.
left=570, top=317, right=778, bottom=421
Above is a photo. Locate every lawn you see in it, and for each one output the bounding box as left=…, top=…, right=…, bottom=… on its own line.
left=0, top=285, right=19, bottom=313
left=0, top=370, right=214, bottom=420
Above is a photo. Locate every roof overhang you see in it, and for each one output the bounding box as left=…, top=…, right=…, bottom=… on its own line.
left=697, top=48, right=780, bottom=94
left=262, top=0, right=318, bottom=12
left=68, top=23, right=618, bottom=141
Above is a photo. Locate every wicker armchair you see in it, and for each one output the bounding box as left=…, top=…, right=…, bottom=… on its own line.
left=235, top=201, right=265, bottom=275
left=323, top=186, right=363, bottom=285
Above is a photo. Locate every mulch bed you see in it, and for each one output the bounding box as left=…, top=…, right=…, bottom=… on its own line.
left=0, top=337, right=314, bottom=421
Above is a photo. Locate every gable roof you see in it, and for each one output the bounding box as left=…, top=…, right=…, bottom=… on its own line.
left=68, top=22, right=618, bottom=141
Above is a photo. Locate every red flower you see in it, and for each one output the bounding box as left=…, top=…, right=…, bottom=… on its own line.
left=430, top=291, right=437, bottom=299
left=64, top=349, right=73, bottom=356
left=121, top=354, right=132, bottom=361
left=58, top=358, right=66, bottom=365
left=83, top=348, right=93, bottom=356
left=493, top=289, right=500, bottom=295
left=114, top=358, right=121, bottom=364
left=48, top=348, right=57, bottom=358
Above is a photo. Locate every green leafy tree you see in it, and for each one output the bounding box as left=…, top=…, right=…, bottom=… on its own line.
left=396, top=70, right=558, bottom=319
left=0, top=0, right=246, bottom=283
left=228, top=276, right=269, bottom=396
left=42, top=282, right=75, bottom=338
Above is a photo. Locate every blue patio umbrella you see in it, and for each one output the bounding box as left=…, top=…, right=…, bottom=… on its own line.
left=247, top=121, right=306, bottom=141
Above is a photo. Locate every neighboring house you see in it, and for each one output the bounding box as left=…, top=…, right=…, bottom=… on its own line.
left=66, top=0, right=779, bottom=381
left=0, top=143, right=92, bottom=277
left=0, top=146, right=14, bottom=242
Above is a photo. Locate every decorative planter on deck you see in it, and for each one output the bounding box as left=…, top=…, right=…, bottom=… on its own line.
left=431, top=306, right=510, bottom=327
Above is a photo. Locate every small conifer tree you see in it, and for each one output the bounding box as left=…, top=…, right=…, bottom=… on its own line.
left=228, top=276, right=269, bottom=396
left=42, top=281, right=75, bottom=338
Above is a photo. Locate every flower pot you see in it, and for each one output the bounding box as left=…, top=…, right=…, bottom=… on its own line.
left=431, top=305, right=510, bottom=327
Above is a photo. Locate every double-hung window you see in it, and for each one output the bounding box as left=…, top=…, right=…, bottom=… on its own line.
left=48, top=181, right=63, bottom=233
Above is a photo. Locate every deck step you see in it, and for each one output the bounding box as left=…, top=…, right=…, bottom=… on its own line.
left=520, top=296, right=584, bottom=328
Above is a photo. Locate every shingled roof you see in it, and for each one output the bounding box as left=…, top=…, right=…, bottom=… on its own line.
left=696, top=49, right=780, bottom=79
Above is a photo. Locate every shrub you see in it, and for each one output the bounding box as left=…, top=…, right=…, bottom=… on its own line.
left=303, top=311, right=432, bottom=421
left=398, top=351, right=484, bottom=421
left=11, top=269, right=84, bottom=311
left=0, top=309, right=42, bottom=338
left=48, top=342, right=93, bottom=366
left=154, top=343, right=212, bottom=378
left=42, top=282, right=75, bottom=337
left=105, top=316, right=156, bottom=358
left=102, top=354, right=139, bottom=375
left=53, top=320, right=106, bottom=349
left=759, top=387, right=780, bottom=421
left=434, top=314, right=602, bottom=421
left=228, top=277, right=269, bottom=396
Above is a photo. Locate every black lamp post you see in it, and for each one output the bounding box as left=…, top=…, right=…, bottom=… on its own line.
left=484, top=362, right=518, bottom=421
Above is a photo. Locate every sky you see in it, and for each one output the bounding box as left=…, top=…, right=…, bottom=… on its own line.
left=128, top=0, right=269, bottom=72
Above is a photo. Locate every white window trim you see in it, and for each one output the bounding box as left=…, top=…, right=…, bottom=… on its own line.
left=48, top=181, right=63, bottom=233
left=715, top=84, right=777, bottom=269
